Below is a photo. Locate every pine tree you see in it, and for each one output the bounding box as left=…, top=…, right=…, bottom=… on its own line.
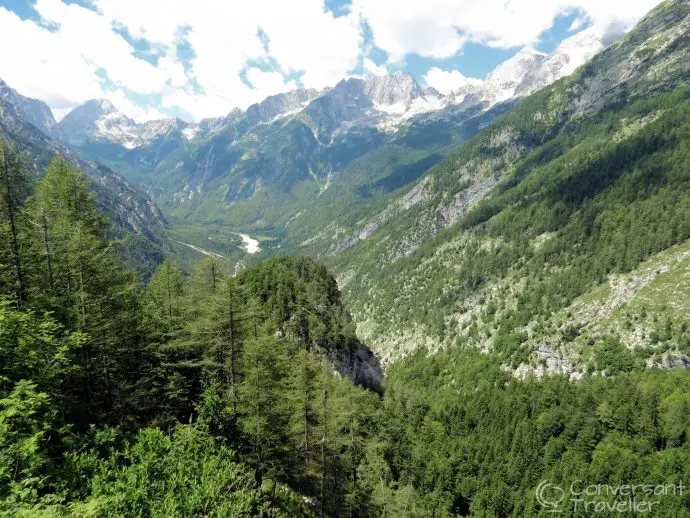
left=29, top=157, right=144, bottom=425
left=142, top=260, right=194, bottom=420
left=238, top=336, right=290, bottom=484
left=191, top=257, right=223, bottom=295
left=143, top=260, right=186, bottom=340
left=287, top=349, right=320, bottom=492
left=0, top=138, right=30, bottom=304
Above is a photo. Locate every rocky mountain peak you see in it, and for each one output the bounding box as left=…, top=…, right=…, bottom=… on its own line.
left=246, top=88, right=321, bottom=124
left=484, top=47, right=547, bottom=95
left=515, top=30, right=605, bottom=97
left=0, top=78, right=63, bottom=140
left=138, top=117, right=189, bottom=144
left=59, top=98, right=140, bottom=148
left=95, top=98, right=116, bottom=112
left=73, top=98, right=125, bottom=119
left=363, top=71, right=422, bottom=107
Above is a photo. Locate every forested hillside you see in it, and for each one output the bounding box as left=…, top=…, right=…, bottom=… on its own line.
left=2, top=1, right=690, bottom=516
left=0, top=147, right=384, bottom=515
left=335, top=0, right=690, bottom=368
left=2, top=139, right=690, bottom=517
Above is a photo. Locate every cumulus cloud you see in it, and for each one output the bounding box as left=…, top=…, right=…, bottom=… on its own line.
left=0, top=6, right=103, bottom=118
left=363, top=58, right=388, bottom=77
left=245, top=68, right=298, bottom=95
left=353, top=0, right=663, bottom=57
left=105, top=89, right=166, bottom=123
left=423, top=67, right=482, bottom=94
left=94, top=0, right=362, bottom=115
left=0, top=0, right=664, bottom=122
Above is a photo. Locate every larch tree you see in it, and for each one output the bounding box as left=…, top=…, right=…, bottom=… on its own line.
left=0, top=138, right=30, bottom=304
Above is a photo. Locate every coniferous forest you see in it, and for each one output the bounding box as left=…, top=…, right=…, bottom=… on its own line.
left=2, top=1, right=690, bottom=516
left=2, top=140, right=690, bottom=517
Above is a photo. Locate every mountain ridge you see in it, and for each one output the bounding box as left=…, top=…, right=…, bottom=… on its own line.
left=46, top=26, right=609, bottom=241
left=0, top=79, right=166, bottom=235
left=58, top=28, right=606, bottom=151
left=328, top=0, right=690, bottom=366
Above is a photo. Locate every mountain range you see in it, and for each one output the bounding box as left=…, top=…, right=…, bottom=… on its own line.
left=2, top=1, right=690, bottom=514
left=2, top=0, right=689, bottom=374
left=47, top=26, right=604, bottom=236
left=0, top=79, right=165, bottom=235
left=330, top=0, right=690, bottom=368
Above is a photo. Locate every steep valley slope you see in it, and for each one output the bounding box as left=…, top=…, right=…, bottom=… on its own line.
left=329, top=0, right=690, bottom=370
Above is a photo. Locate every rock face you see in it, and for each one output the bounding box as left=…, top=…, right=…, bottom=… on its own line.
left=47, top=24, right=612, bottom=236
left=138, top=117, right=189, bottom=145
left=59, top=99, right=141, bottom=149
left=244, top=88, right=320, bottom=124
left=330, top=342, right=384, bottom=393
left=0, top=79, right=64, bottom=141
left=364, top=71, right=423, bottom=106
left=0, top=78, right=165, bottom=235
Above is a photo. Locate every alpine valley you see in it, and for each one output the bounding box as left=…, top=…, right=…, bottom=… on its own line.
left=1, top=0, right=690, bottom=516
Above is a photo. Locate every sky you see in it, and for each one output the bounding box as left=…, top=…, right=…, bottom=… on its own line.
left=0, top=0, right=663, bottom=122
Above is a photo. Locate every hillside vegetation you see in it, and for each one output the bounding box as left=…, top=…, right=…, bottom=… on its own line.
left=333, top=1, right=690, bottom=369
left=2, top=1, right=690, bottom=516
left=1, top=153, right=690, bottom=516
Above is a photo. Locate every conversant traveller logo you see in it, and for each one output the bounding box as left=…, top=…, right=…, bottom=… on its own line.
left=535, top=479, right=685, bottom=513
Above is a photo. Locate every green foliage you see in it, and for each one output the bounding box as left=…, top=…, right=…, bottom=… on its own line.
left=0, top=137, right=31, bottom=303
left=2, top=4, right=690, bottom=515
left=69, top=426, right=271, bottom=517
left=0, top=381, right=55, bottom=509
left=594, top=336, right=639, bottom=374
left=374, top=349, right=690, bottom=516
left=0, top=157, right=378, bottom=516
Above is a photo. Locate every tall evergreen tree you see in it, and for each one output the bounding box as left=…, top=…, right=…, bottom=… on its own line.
left=29, top=157, right=144, bottom=425
left=0, top=138, right=30, bottom=304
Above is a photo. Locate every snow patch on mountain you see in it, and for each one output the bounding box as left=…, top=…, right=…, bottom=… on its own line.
left=376, top=93, right=447, bottom=133
left=57, top=28, right=607, bottom=151
left=182, top=126, right=200, bottom=141
left=481, top=47, right=548, bottom=105
left=138, top=118, right=188, bottom=145
left=516, top=29, right=605, bottom=96
left=59, top=99, right=141, bottom=148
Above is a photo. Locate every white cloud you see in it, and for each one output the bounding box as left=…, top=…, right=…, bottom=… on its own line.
left=90, top=0, right=362, bottom=117
left=0, top=6, right=103, bottom=119
left=253, top=0, right=362, bottom=89
left=33, top=0, right=169, bottom=93
left=0, top=0, right=665, bottom=122
left=363, top=58, right=388, bottom=77
left=245, top=68, right=298, bottom=96
left=423, top=67, right=482, bottom=94
left=158, top=55, right=188, bottom=88
left=161, top=89, right=234, bottom=121
left=568, top=15, right=588, bottom=33
left=0, top=1, right=174, bottom=120
left=353, top=0, right=663, bottom=58
left=105, top=89, right=166, bottom=123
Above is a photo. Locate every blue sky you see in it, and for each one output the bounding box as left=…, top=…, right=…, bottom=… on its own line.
left=0, top=0, right=662, bottom=121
